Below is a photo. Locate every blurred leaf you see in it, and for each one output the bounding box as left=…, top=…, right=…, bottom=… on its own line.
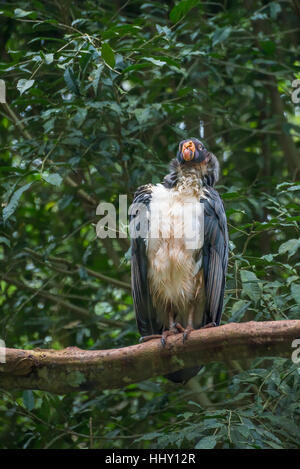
left=101, top=43, right=115, bottom=68
left=291, top=284, right=300, bottom=305
left=195, top=436, right=217, bottom=449
left=14, top=8, right=33, bottom=18
left=212, top=27, right=232, bottom=46
left=64, top=67, right=80, bottom=95
left=240, top=270, right=262, bottom=303
left=42, top=172, right=63, bottom=187
left=23, top=390, right=35, bottom=411
left=229, top=300, right=251, bottom=322
left=169, top=0, right=199, bottom=23
left=279, top=239, right=300, bottom=258
left=0, top=236, right=10, bottom=247
left=3, top=182, right=33, bottom=222
left=17, top=79, right=35, bottom=95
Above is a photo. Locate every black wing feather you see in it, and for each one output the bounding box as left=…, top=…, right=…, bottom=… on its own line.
left=202, top=187, right=228, bottom=326
left=130, top=185, right=161, bottom=337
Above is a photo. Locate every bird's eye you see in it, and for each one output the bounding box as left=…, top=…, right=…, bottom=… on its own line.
left=198, top=144, right=203, bottom=150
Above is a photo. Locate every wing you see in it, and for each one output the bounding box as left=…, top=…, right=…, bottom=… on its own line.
left=130, top=185, right=161, bottom=337
left=202, top=187, right=228, bottom=326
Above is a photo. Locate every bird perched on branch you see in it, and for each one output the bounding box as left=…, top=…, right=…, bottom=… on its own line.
left=130, top=138, right=228, bottom=383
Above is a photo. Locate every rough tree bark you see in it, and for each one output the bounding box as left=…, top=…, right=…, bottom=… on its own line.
left=0, top=320, right=299, bottom=394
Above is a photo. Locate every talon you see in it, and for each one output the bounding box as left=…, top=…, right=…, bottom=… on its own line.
left=174, top=322, right=185, bottom=333
left=161, top=327, right=180, bottom=347
left=182, top=326, right=194, bottom=343
left=161, top=330, right=171, bottom=347
left=139, top=334, right=162, bottom=343
left=202, top=321, right=217, bottom=329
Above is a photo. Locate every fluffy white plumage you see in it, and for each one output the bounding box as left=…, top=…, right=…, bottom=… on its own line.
left=147, top=172, right=206, bottom=326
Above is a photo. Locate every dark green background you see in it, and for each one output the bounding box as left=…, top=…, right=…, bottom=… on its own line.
left=0, top=0, right=299, bottom=449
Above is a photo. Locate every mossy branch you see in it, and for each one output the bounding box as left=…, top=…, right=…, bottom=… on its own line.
left=0, top=320, right=299, bottom=394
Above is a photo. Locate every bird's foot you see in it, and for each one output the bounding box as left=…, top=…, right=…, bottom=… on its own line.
left=202, top=321, right=217, bottom=329
left=139, top=334, right=162, bottom=343
left=182, top=322, right=217, bottom=343
left=161, top=330, right=173, bottom=347
left=182, top=325, right=194, bottom=343
left=139, top=322, right=186, bottom=347
left=172, top=322, right=185, bottom=334
left=161, top=322, right=185, bottom=347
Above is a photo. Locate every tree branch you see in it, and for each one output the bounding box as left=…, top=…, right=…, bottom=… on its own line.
left=0, top=321, right=299, bottom=394
left=24, top=248, right=131, bottom=291
left=0, top=274, right=126, bottom=328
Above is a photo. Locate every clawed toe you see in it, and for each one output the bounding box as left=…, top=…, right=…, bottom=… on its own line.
left=161, top=329, right=178, bottom=347
left=140, top=321, right=217, bottom=346
left=202, top=321, right=217, bottom=329
left=171, top=322, right=185, bottom=333
left=139, top=334, right=162, bottom=343
left=182, top=326, right=194, bottom=343
left=161, top=322, right=186, bottom=347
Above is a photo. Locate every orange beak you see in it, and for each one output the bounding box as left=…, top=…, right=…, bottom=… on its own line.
left=182, top=141, right=195, bottom=161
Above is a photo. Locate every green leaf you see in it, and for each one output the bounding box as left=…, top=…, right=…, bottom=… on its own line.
left=122, top=62, right=152, bottom=74
left=170, top=0, right=199, bottom=23
left=44, top=53, right=54, bottom=64
left=134, top=107, right=152, bottom=124
left=92, top=64, right=103, bottom=95
left=259, top=40, right=276, bottom=55
left=269, top=2, right=281, bottom=19
left=101, top=43, right=115, bottom=68
left=0, top=236, right=10, bottom=247
left=229, top=300, right=251, bottom=322
left=3, top=182, right=33, bottom=222
left=64, top=67, right=80, bottom=95
left=279, top=239, right=300, bottom=258
left=14, top=8, right=33, bottom=18
left=17, top=79, right=35, bottom=95
left=156, top=24, right=172, bottom=37
left=222, top=192, right=241, bottom=199
left=276, top=182, right=300, bottom=191
left=143, top=57, right=166, bottom=67
left=135, top=432, right=161, bottom=442
left=283, top=123, right=300, bottom=136
left=195, top=436, right=217, bottom=449
left=42, top=172, right=63, bottom=187
left=291, top=284, right=300, bottom=304
left=287, top=184, right=300, bottom=192
left=22, top=390, right=35, bottom=411
left=212, top=27, right=232, bottom=46
left=240, top=270, right=262, bottom=303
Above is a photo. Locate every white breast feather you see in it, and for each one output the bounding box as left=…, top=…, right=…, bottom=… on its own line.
left=147, top=181, right=205, bottom=316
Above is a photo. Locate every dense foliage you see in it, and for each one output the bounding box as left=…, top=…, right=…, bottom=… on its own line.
left=0, top=0, right=299, bottom=449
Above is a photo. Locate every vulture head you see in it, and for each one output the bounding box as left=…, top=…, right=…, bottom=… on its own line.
left=175, top=137, right=220, bottom=186
left=177, top=137, right=209, bottom=164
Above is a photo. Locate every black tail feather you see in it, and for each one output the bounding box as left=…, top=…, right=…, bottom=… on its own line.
left=165, top=366, right=202, bottom=384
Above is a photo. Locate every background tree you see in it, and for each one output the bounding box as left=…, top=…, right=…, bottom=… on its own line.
left=0, top=0, right=299, bottom=449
